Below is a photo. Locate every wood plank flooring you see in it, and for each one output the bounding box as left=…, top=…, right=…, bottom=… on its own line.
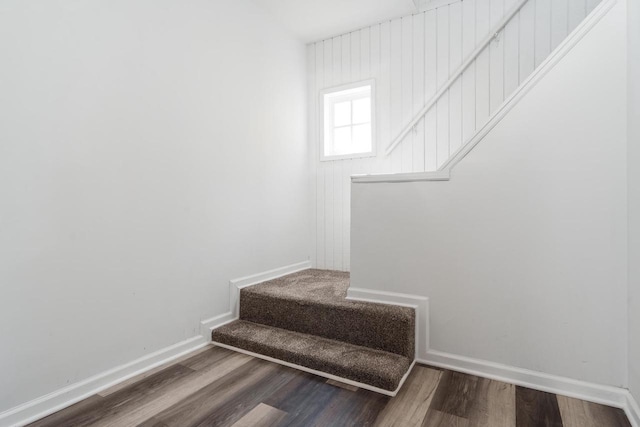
left=29, top=345, right=631, bottom=427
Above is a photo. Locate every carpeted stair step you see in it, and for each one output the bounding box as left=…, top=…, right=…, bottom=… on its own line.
left=211, top=319, right=413, bottom=392
left=239, top=269, right=415, bottom=358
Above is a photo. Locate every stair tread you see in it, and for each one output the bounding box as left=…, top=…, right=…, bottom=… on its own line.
left=240, top=269, right=416, bottom=358
left=211, top=320, right=413, bottom=392
left=242, top=269, right=413, bottom=321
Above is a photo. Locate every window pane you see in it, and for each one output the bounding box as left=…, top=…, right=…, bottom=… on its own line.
left=352, top=97, right=371, bottom=124
left=333, top=101, right=351, bottom=127
left=333, top=127, right=352, bottom=155
left=352, top=124, right=372, bottom=153
left=322, top=82, right=373, bottom=159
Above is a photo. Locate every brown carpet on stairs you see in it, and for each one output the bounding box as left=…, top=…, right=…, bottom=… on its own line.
left=212, top=269, right=416, bottom=392
left=211, top=320, right=413, bottom=391
left=239, top=269, right=415, bottom=358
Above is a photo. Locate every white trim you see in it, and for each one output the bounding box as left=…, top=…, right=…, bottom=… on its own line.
left=5, top=261, right=312, bottom=427
left=200, top=311, right=236, bottom=340
left=421, top=350, right=640, bottom=425
left=0, top=336, right=207, bottom=427
left=319, top=79, right=377, bottom=162
left=228, top=260, right=312, bottom=289
left=346, top=287, right=429, bottom=360
left=351, top=170, right=450, bottom=184
left=210, top=341, right=415, bottom=397
left=439, top=0, right=617, bottom=171
left=200, top=260, right=312, bottom=341
left=626, top=392, right=640, bottom=427
left=419, top=350, right=629, bottom=409
left=200, top=260, right=311, bottom=342
left=385, top=0, right=529, bottom=156
left=228, top=260, right=312, bottom=319
left=319, top=152, right=377, bottom=162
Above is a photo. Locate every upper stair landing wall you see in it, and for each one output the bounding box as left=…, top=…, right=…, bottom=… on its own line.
left=308, top=0, right=603, bottom=272
left=350, top=0, right=627, bottom=388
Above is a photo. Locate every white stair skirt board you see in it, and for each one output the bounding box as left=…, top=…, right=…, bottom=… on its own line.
left=210, top=341, right=416, bottom=397
left=200, top=260, right=312, bottom=341
left=0, top=336, right=208, bottom=427
left=420, top=350, right=637, bottom=419
left=200, top=311, right=237, bottom=339
left=346, top=288, right=429, bottom=360
left=228, top=260, right=312, bottom=318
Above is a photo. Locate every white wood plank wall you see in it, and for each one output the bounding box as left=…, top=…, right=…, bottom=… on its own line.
left=308, top=0, right=601, bottom=271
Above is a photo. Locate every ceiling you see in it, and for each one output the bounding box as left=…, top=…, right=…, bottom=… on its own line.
left=251, top=0, right=419, bottom=43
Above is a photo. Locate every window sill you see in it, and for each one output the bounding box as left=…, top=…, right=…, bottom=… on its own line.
left=320, top=152, right=376, bottom=162
left=351, top=170, right=451, bottom=183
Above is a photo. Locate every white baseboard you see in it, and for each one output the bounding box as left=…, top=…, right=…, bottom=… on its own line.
left=200, top=260, right=312, bottom=342
left=4, top=260, right=312, bottom=427
left=346, top=287, right=429, bottom=360
left=344, top=287, right=637, bottom=422
left=626, top=392, right=640, bottom=427
left=419, top=349, right=628, bottom=409
left=210, top=341, right=415, bottom=397
left=0, top=336, right=207, bottom=427
left=200, top=311, right=236, bottom=340
left=228, top=260, right=312, bottom=318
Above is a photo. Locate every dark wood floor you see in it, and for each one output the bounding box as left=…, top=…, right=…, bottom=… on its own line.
left=29, top=345, right=631, bottom=427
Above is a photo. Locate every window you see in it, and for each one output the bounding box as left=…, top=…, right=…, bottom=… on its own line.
left=320, top=80, right=375, bottom=161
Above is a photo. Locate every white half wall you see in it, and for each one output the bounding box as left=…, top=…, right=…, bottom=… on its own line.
left=351, top=0, right=627, bottom=388
left=0, top=0, right=308, bottom=416
left=628, top=0, right=640, bottom=404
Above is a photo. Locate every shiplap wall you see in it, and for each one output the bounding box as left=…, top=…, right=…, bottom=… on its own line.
left=308, top=0, right=602, bottom=271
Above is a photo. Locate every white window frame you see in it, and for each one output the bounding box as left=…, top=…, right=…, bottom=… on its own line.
left=319, top=79, right=376, bottom=162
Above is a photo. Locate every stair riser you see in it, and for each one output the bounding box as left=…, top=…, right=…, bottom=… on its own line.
left=240, top=292, right=415, bottom=358
left=211, top=320, right=413, bottom=392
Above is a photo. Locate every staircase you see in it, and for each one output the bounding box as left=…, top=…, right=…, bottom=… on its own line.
left=211, top=269, right=415, bottom=395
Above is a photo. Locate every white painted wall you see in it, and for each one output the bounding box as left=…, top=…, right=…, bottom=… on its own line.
left=351, top=1, right=627, bottom=387
left=250, top=0, right=417, bottom=42
left=0, top=0, right=308, bottom=414
left=628, top=0, right=640, bottom=402
left=308, top=0, right=602, bottom=272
